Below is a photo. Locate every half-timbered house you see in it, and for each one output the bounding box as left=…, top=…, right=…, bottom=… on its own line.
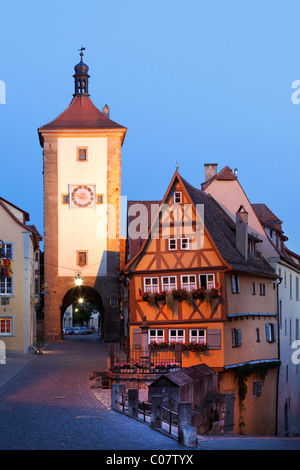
left=121, top=170, right=280, bottom=434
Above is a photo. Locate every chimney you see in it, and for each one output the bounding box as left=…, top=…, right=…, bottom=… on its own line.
left=204, top=163, right=218, bottom=182
left=103, top=104, right=110, bottom=118
left=236, top=205, right=248, bottom=260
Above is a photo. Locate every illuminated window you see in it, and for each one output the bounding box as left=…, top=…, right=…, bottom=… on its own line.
left=144, top=277, right=159, bottom=293
left=169, top=329, right=185, bottom=343
left=148, top=329, right=164, bottom=344
left=181, top=275, right=196, bottom=291
left=161, top=276, right=177, bottom=291
left=189, top=329, right=206, bottom=344
left=0, top=317, right=12, bottom=335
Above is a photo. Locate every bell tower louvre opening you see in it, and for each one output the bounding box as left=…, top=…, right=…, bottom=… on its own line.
left=38, top=49, right=127, bottom=342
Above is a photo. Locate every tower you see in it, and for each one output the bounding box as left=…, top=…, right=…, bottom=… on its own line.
left=38, top=50, right=127, bottom=341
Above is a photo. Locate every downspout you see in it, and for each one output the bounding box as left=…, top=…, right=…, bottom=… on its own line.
left=275, top=275, right=282, bottom=435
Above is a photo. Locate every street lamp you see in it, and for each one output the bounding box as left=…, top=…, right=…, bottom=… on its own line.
left=75, top=273, right=82, bottom=286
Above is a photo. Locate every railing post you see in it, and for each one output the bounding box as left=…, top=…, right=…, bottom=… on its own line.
left=175, top=343, right=182, bottom=367
left=178, top=402, right=197, bottom=448
left=151, top=395, right=163, bottom=429
left=128, top=389, right=139, bottom=418
left=110, top=344, right=115, bottom=371
left=140, top=315, right=150, bottom=371
left=178, top=402, right=192, bottom=429
left=111, top=383, right=126, bottom=411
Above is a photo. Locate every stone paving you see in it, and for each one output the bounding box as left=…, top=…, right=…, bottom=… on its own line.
left=0, top=336, right=300, bottom=452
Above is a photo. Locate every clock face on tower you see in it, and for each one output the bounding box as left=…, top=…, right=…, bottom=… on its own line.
left=69, top=185, right=95, bottom=208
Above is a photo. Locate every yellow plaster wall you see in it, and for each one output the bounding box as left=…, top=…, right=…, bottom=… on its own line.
left=0, top=206, right=25, bottom=352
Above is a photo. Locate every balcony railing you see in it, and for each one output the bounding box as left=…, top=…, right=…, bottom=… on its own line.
left=110, top=344, right=182, bottom=374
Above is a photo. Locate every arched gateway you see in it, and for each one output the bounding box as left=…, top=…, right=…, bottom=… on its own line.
left=61, top=285, right=104, bottom=330
left=38, top=50, right=127, bottom=342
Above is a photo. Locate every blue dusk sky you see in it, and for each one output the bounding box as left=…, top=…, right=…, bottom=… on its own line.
left=0, top=0, right=299, bottom=253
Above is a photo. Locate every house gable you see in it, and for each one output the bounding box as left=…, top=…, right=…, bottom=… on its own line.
left=124, top=171, right=228, bottom=275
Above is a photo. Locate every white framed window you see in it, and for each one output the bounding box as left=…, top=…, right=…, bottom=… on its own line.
left=161, top=276, right=177, bottom=291
left=174, top=191, right=182, bottom=204
left=0, top=278, right=12, bottom=296
left=231, top=274, right=240, bottom=294
left=181, top=275, right=196, bottom=291
left=199, top=273, right=215, bottom=289
left=148, top=329, right=164, bottom=344
left=168, top=238, right=177, bottom=251
left=144, top=277, right=159, bottom=293
left=0, top=317, right=12, bottom=335
left=169, top=329, right=185, bottom=343
left=189, top=329, right=206, bottom=344
left=1, top=242, right=13, bottom=259
left=180, top=238, right=189, bottom=250
left=296, top=277, right=299, bottom=301
left=266, top=323, right=276, bottom=342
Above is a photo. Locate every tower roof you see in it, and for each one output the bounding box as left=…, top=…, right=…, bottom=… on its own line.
left=39, top=95, right=125, bottom=131
left=38, top=49, right=126, bottom=146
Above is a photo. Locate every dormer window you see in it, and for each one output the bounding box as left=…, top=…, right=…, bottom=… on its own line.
left=174, top=191, right=182, bottom=204
left=249, top=241, right=256, bottom=255
left=180, top=238, right=189, bottom=250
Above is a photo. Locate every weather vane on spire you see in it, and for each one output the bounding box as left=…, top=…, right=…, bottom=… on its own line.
left=78, top=46, right=86, bottom=60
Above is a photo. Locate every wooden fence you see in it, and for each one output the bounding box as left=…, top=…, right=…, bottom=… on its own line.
left=111, top=384, right=197, bottom=447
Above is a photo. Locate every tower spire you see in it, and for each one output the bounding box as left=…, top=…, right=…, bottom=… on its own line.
left=73, top=47, right=90, bottom=96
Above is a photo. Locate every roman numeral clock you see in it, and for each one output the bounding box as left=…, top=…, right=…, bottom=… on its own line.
left=38, top=49, right=127, bottom=343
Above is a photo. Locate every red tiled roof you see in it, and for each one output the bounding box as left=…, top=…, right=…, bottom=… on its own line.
left=39, top=95, right=126, bottom=131
left=252, top=203, right=283, bottom=232
left=201, top=166, right=237, bottom=190
left=252, top=203, right=300, bottom=270
left=216, top=166, right=237, bottom=180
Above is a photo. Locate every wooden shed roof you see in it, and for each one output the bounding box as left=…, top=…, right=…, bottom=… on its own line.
left=149, top=364, right=216, bottom=388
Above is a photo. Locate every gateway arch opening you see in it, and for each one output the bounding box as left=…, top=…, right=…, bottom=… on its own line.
left=61, top=285, right=104, bottom=338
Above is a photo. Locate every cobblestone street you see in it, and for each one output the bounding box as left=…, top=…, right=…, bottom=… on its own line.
left=0, top=335, right=300, bottom=452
